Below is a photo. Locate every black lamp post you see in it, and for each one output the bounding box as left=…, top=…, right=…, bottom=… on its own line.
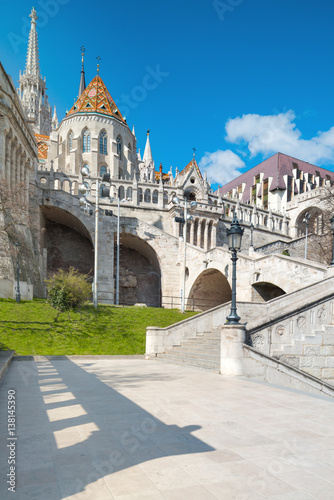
left=15, top=242, right=21, bottom=303
left=330, top=215, right=334, bottom=266
left=226, top=213, right=244, bottom=324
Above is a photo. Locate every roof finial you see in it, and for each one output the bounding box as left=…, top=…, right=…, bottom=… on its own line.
left=193, top=146, right=196, bottom=158
left=78, top=46, right=86, bottom=97
left=96, top=56, right=101, bottom=75
left=147, top=129, right=150, bottom=136
left=81, top=45, right=85, bottom=66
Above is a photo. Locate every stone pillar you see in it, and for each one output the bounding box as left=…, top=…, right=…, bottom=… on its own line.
left=211, top=223, right=217, bottom=249
left=190, top=220, right=195, bottom=245
left=220, top=324, right=246, bottom=377
left=203, top=220, right=209, bottom=250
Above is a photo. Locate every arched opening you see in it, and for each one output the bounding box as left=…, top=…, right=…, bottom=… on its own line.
left=187, top=268, right=232, bottom=311
left=252, top=281, right=286, bottom=302
left=296, top=208, right=324, bottom=237
left=41, top=206, right=94, bottom=278
left=116, top=232, right=161, bottom=307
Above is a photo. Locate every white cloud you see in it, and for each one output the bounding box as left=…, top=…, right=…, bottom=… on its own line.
left=199, top=150, right=245, bottom=185
left=225, top=110, right=334, bottom=165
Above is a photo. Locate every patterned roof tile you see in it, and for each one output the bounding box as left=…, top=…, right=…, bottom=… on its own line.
left=67, top=76, right=125, bottom=123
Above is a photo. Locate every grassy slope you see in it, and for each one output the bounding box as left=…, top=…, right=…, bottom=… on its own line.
left=0, top=299, right=197, bottom=355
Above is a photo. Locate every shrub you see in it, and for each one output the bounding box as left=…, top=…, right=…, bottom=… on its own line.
left=282, top=250, right=290, bottom=256
left=45, top=267, right=92, bottom=312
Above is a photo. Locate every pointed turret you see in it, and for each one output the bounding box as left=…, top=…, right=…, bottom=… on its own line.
left=143, top=130, right=154, bottom=167
left=78, top=46, right=86, bottom=97
left=52, top=106, right=58, bottom=130
left=17, top=7, right=52, bottom=136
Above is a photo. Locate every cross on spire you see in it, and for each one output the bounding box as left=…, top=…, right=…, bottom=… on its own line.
left=192, top=147, right=197, bottom=158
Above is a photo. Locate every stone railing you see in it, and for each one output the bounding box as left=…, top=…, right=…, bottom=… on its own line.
left=35, top=169, right=289, bottom=234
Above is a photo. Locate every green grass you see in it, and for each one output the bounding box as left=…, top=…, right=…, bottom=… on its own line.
left=0, top=299, right=197, bottom=355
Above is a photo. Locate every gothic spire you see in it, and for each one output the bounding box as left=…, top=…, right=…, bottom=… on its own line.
left=78, top=46, right=86, bottom=97
left=25, top=7, right=40, bottom=76
left=143, top=129, right=153, bottom=167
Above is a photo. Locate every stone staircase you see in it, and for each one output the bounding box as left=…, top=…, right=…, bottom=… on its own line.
left=155, top=329, right=221, bottom=372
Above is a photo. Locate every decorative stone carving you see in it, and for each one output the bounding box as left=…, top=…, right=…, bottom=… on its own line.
left=252, top=333, right=265, bottom=350
left=275, top=325, right=287, bottom=339
left=317, top=308, right=327, bottom=319
left=297, top=316, right=307, bottom=328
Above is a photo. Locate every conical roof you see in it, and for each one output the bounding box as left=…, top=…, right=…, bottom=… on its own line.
left=67, top=75, right=126, bottom=123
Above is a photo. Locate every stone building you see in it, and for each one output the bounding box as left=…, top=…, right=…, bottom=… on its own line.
left=0, top=7, right=334, bottom=309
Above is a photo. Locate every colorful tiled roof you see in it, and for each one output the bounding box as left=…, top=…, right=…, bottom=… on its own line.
left=180, top=158, right=203, bottom=180
left=67, top=76, right=125, bottom=122
left=35, top=133, right=49, bottom=162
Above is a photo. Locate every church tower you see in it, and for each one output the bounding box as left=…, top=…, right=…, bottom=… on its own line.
left=17, top=7, right=52, bottom=136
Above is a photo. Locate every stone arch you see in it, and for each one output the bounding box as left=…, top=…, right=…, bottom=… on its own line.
left=187, top=268, right=232, bottom=311
left=117, top=232, right=161, bottom=307
left=40, top=205, right=94, bottom=278
left=251, top=281, right=286, bottom=302
left=296, top=207, right=324, bottom=236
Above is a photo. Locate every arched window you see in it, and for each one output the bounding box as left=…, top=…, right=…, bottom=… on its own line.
left=126, top=187, right=133, bottom=200
left=116, top=135, right=122, bottom=159
left=119, top=186, right=125, bottom=200
left=68, top=131, right=73, bottom=153
left=139, top=188, right=143, bottom=202
left=100, top=184, right=106, bottom=197
left=152, top=190, right=159, bottom=204
left=144, top=189, right=151, bottom=203
left=99, top=131, right=107, bottom=155
left=100, top=165, right=107, bottom=178
left=83, top=129, right=91, bottom=153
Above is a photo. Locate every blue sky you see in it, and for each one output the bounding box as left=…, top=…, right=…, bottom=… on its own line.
left=1, top=0, right=334, bottom=190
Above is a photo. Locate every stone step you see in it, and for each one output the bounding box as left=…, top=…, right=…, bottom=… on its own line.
left=154, top=356, right=220, bottom=372
left=172, top=345, right=219, bottom=353
left=163, top=349, right=220, bottom=361
left=156, top=353, right=220, bottom=372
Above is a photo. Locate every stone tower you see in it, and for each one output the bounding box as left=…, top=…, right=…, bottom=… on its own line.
left=17, top=7, right=52, bottom=136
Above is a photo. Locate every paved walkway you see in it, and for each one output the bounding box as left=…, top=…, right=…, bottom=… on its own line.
left=0, top=357, right=334, bottom=499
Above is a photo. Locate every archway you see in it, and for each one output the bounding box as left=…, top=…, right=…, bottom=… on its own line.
left=187, top=268, right=231, bottom=311
left=296, top=207, right=323, bottom=237
left=117, top=232, right=161, bottom=307
left=252, top=281, right=286, bottom=302
left=41, top=206, right=94, bottom=277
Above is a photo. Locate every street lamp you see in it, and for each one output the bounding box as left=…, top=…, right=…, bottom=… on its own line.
left=15, top=242, right=21, bottom=303
left=303, top=211, right=310, bottom=260
left=79, top=169, right=117, bottom=308
left=330, top=215, right=334, bottom=266
left=173, top=196, right=197, bottom=312
left=226, top=213, right=244, bottom=324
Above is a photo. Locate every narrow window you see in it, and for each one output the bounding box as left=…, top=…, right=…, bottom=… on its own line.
left=116, top=135, right=122, bottom=159
left=100, top=131, right=107, bottom=155
left=83, top=130, right=91, bottom=153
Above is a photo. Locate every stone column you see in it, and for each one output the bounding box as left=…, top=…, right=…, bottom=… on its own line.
left=220, top=324, right=246, bottom=377
left=212, top=223, right=217, bottom=249
left=190, top=219, right=195, bottom=245
left=203, top=220, right=209, bottom=250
